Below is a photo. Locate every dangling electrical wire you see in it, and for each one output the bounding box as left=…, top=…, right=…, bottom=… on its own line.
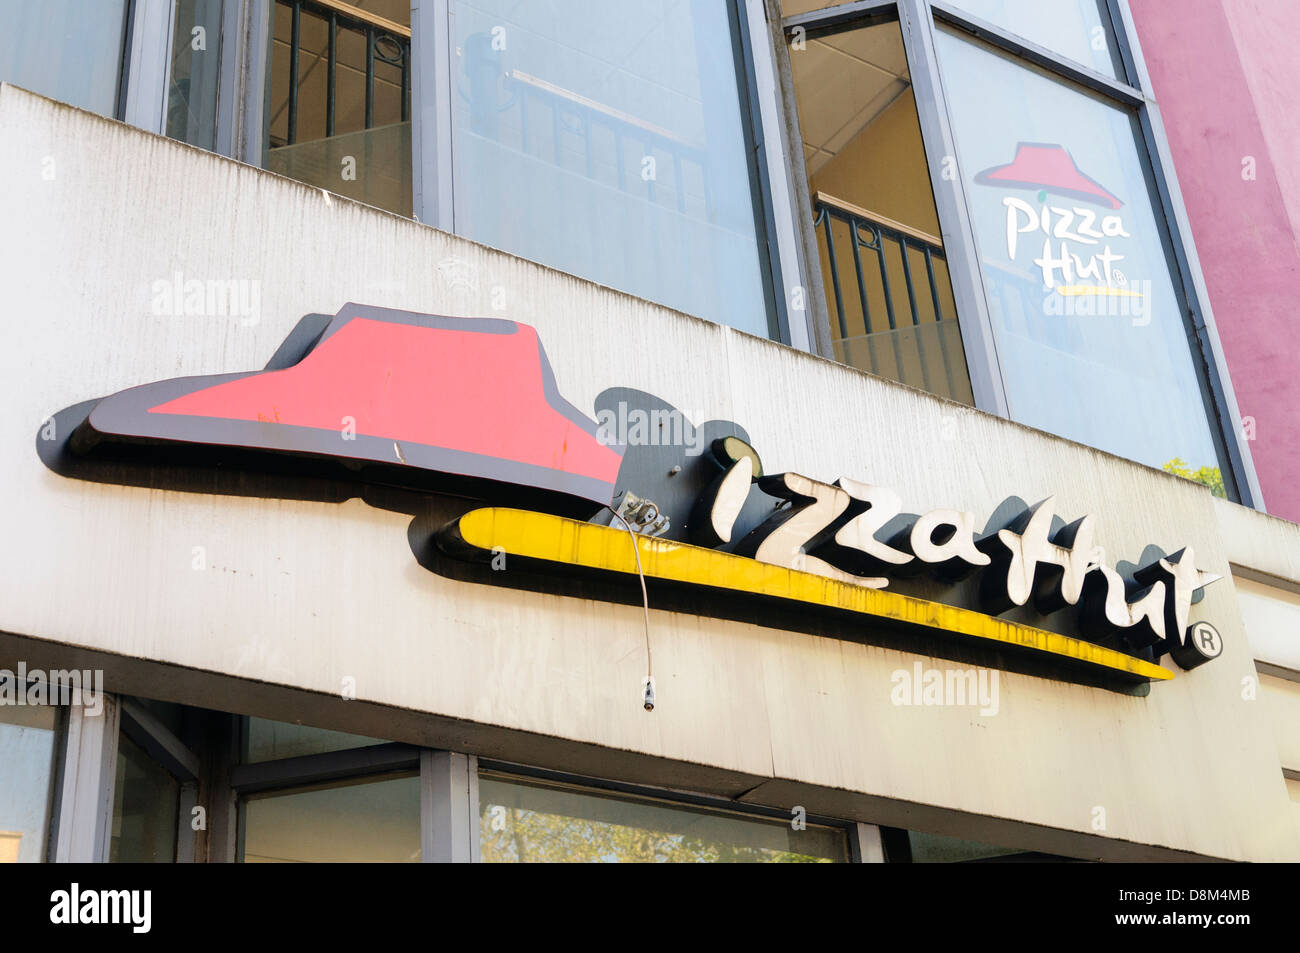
left=605, top=504, right=654, bottom=711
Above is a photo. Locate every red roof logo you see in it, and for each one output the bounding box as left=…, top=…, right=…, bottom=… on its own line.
left=975, top=142, right=1123, bottom=209
left=70, top=303, right=624, bottom=506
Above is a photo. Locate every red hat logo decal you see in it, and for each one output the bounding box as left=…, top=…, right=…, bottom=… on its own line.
left=57, top=303, right=625, bottom=507
left=975, top=142, right=1123, bottom=209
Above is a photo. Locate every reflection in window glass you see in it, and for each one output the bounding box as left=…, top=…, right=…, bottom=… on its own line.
left=133, top=698, right=187, bottom=738
left=111, top=733, right=180, bottom=863
left=778, top=0, right=854, bottom=15
left=935, top=29, right=1229, bottom=489
left=479, top=774, right=848, bottom=862
left=897, top=828, right=1077, bottom=862
left=244, top=717, right=389, bottom=762
left=905, top=829, right=1022, bottom=862
left=0, top=704, right=60, bottom=863
left=168, top=0, right=225, bottom=150
left=241, top=773, right=420, bottom=862
left=265, top=0, right=412, bottom=216
left=945, top=0, right=1125, bottom=79
left=0, top=0, right=129, bottom=117
left=789, top=17, right=974, bottom=404
left=451, top=0, right=774, bottom=338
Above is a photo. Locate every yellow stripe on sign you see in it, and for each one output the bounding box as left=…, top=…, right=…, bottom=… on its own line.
left=452, top=507, right=1173, bottom=683
left=1056, top=285, right=1144, bottom=297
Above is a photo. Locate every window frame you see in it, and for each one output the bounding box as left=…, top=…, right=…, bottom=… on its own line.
left=776, top=0, right=1263, bottom=509
left=0, top=0, right=137, bottom=122
left=121, top=0, right=177, bottom=132
left=118, top=0, right=245, bottom=154
left=116, top=697, right=201, bottom=862
left=49, top=695, right=119, bottom=862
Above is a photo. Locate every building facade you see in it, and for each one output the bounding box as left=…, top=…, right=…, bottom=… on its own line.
left=1129, top=0, right=1300, bottom=524
left=0, top=0, right=1298, bottom=863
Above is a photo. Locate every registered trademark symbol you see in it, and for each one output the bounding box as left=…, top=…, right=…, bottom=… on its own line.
left=1169, top=620, right=1224, bottom=670
left=1187, top=621, right=1223, bottom=659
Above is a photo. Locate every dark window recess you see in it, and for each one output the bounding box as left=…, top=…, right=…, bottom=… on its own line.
left=266, top=0, right=412, bottom=216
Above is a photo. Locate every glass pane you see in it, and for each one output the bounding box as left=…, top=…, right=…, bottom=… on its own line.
left=906, top=830, right=1026, bottom=862
left=479, top=774, right=848, bottom=863
left=895, top=828, right=1082, bottom=862
left=265, top=0, right=412, bottom=216
left=451, top=0, right=775, bottom=338
left=0, top=704, right=60, bottom=863
left=168, top=0, right=225, bottom=150
left=935, top=28, right=1229, bottom=490
left=779, top=0, right=854, bottom=15
left=110, top=733, right=180, bottom=863
left=244, top=717, right=390, bottom=762
left=0, top=0, right=129, bottom=116
left=134, top=697, right=187, bottom=737
left=241, top=773, right=420, bottom=862
left=789, top=17, right=975, bottom=404
left=945, top=0, right=1125, bottom=79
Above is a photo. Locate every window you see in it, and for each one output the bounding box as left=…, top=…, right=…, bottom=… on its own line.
left=109, top=698, right=202, bottom=863
left=0, top=702, right=61, bottom=863
left=944, top=0, right=1125, bottom=79
left=233, top=717, right=423, bottom=862
left=882, top=826, right=1082, bottom=862
left=235, top=723, right=854, bottom=863
left=934, top=25, right=1229, bottom=483
left=244, top=717, right=389, bottom=762
left=778, top=1, right=1253, bottom=501
left=449, top=0, right=777, bottom=339
left=110, top=733, right=181, bottom=863
left=168, top=0, right=225, bottom=150
left=788, top=14, right=974, bottom=402
left=241, top=772, right=421, bottom=862
left=0, top=0, right=130, bottom=117
left=478, top=772, right=849, bottom=863
left=265, top=0, right=412, bottom=216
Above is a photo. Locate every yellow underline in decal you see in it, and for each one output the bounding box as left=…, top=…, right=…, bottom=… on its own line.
left=452, top=508, right=1173, bottom=683
left=1056, top=285, right=1144, bottom=297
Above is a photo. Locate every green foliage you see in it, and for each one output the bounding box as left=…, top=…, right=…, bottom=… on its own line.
left=1162, top=458, right=1226, bottom=498
left=479, top=808, right=835, bottom=864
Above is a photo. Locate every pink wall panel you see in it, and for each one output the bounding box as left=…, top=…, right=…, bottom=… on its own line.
left=1130, top=0, right=1300, bottom=520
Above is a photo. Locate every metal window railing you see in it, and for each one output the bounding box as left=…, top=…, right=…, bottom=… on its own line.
left=510, top=69, right=712, bottom=217
left=279, top=0, right=410, bottom=147
left=812, top=191, right=970, bottom=402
